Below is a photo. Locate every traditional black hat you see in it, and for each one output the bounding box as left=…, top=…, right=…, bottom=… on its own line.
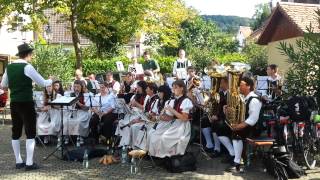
left=16, top=43, right=34, bottom=56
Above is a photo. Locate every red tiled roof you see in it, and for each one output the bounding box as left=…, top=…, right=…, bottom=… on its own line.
left=279, top=2, right=320, bottom=33
left=257, top=2, right=320, bottom=45
left=43, top=9, right=90, bottom=45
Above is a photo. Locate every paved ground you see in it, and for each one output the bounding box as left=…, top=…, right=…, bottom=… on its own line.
left=0, top=123, right=320, bottom=180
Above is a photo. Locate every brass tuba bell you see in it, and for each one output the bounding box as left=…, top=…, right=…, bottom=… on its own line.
left=225, top=62, right=251, bottom=127
left=204, top=64, right=228, bottom=120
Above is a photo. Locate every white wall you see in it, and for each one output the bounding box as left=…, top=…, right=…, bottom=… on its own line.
left=0, top=14, right=33, bottom=56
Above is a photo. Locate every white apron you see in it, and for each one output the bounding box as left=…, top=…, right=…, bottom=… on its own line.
left=63, top=109, right=91, bottom=136
left=148, top=119, right=191, bottom=158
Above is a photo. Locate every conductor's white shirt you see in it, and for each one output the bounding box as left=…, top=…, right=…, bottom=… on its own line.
left=1, top=59, right=52, bottom=88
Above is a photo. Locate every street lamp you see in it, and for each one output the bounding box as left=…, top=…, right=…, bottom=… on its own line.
left=44, top=24, right=53, bottom=44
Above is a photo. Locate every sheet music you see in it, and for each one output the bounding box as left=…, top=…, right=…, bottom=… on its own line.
left=119, top=99, right=133, bottom=114
left=202, top=75, right=211, bottom=90
left=51, top=96, right=77, bottom=104
left=256, top=76, right=268, bottom=90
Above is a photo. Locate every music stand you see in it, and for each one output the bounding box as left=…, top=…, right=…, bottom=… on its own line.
left=43, top=96, right=79, bottom=160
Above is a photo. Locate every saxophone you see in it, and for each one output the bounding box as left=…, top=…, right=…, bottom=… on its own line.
left=225, top=62, right=251, bottom=126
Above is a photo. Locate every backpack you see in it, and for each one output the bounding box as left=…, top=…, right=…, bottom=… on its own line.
left=246, top=96, right=265, bottom=137
left=63, top=147, right=107, bottom=162
left=165, top=152, right=197, bottom=173
left=263, top=145, right=305, bottom=179
left=263, top=153, right=288, bottom=180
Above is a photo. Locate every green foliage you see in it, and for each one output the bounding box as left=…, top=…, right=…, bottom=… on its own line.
left=77, top=0, right=147, bottom=56
left=187, top=47, right=215, bottom=72
left=179, top=17, right=219, bottom=50
left=278, top=13, right=320, bottom=107
left=217, top=53, right=248, bottom=64
left=242, top=41, right=268, bottom=76
left=202, top=15, right=252, bottom=34
left=142, top=0, right=196, bottom=52
left=179, top=17, right=239, bottom=72
left=251, top=3, right=271, bottom=30
left=154, top=56, right=176, bottom=74
left=82, top=56, right=131, bottom=76
left=32, top=44, right=75, bottom=85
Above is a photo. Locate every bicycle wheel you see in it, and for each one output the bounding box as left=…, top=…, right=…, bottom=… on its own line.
left=303, top=127, right=317, bottom=169
left=274, top=162, right=288, bottom=180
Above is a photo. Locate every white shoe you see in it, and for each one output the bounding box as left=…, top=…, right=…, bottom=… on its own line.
left=80, top=137, right=84, bottom=145
left=64, top=137, right=69, bottom=145
left=44, top=136, right=49, bottom=144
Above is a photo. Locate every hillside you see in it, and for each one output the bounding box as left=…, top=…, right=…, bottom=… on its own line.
left=202, top=15, right=252, bottom=34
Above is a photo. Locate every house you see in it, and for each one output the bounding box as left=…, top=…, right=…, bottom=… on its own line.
left=0, top=13, right=34, bottom=76
left=256, top=2, right=320, bottom=75
left=42, top=9, right=90, bottom=46
left=236, top=26, right=252, bottom=49
left=281, top=0, right=320, bottom=4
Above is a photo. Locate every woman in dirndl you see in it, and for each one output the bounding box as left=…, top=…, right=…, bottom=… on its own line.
left=115, top=81, right=148, bottom=147
left=148, top=80, right=193, bottom=158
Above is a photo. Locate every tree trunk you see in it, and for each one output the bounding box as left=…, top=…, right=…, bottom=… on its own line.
left=70, top=0, right=82, bottom=70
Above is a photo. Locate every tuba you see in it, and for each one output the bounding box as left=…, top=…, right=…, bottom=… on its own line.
left=204, top=64, right=228, bottom=120
left=225, top=62, right=251, bottom=127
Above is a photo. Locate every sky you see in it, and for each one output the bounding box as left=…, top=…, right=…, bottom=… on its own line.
left=184, top=0, right=274, bottom=18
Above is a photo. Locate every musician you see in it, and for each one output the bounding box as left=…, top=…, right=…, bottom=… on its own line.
left=226, top=77, right=262, bottom=172
left=86, top=73, right=100, bottom=95
left=71, top=69, right=87, bottom=91
left=148, top=80, right=193, bottom=158
left=119, top=72, right=135, bottom=103
left=68, top=80, right=89, bottom=145
left=186, top=66, right=203, bottom=103
left=53, top=80, right=64, bottom=96
left=116, top=81, right=148, bottom=147
left=105, top=71, right=121, bottom=95
left=265, top=64, right=282, bottom=100
left=70, top=80, right=86, bottom=110
left=1, top=43, right=52, bottom=170
left=142, top=51, right=160, bottom=78
left=212, top=77, right=235, bottom=162
left=89, top=82, right=117, bottom=143
left=37, top=84, right=62, bottom=144
left=131, top=82, right=159, bottom=149
left=150, top=85, right=172, bottom=119
left=172, top=49, right=192, bottom=80
left=128, top=56, right=144, bottom=80
left=186, top=66, right=218, bottom=156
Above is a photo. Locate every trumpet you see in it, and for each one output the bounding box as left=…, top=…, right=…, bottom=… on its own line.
left=188, top=76, right=201, bottom=91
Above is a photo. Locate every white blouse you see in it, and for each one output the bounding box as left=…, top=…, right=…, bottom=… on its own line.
left=163, top=97, right=193, bottom=118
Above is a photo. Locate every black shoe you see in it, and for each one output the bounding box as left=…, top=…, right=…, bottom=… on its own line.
left=221, top=155, right=235, bottom=164
left=211, top=150, right=221, bottom=158
left=15, top=162, right=26, bottom=169
left=204, top=147, right=215, bottom=153
left=226, top=163, right=240, bottom=173
left=25, top=163, right=40, bottom=171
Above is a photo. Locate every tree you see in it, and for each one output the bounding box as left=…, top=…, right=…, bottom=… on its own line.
left=179, top=17, right=239, bottom=71
left=242, top=40, right=268, bottom=76
left=251, top=3, right=271, bottom=31
left=32, top=44, right=74, bottom=85
left=77, top=0, right=147, bottom=57
left=278, top=10, right=320, bottom=107
left=142, top=0, right=196, bottom=54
